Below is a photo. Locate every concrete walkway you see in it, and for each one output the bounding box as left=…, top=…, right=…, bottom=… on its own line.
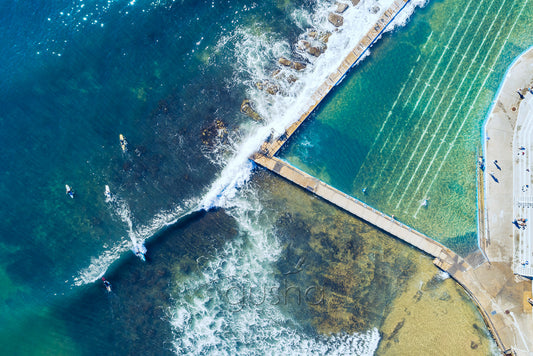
left=251, top=1, right=533, bottom=353
left=259, top=0, right=411, bottom=158
left=253, top=154, right=459, bottom=264
left=479, top=47, right=533, bottom=355
left=513, top=92, right=533, bottom=277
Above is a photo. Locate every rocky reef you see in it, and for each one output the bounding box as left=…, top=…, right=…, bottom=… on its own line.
left=240, top=99, right=263, bottom=121
left=240, top=1, right=350, bottom=120
left=201, top=119, right=228, bottom=145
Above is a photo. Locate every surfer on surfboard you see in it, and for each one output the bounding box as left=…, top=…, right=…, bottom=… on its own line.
left=119, top=134, right=128, bottom=152
left=104, top=185, right=112, bottom=199
left=133, top=244, right=147, bottom=262
left=102, top=277, right=112, bottom=292
left=65, top=184, right=74, bottom=198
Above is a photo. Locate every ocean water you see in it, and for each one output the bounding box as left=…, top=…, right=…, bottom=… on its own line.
left=281, top=0, right=533, bottom=255
left=0, top=0, right=499, bottom=354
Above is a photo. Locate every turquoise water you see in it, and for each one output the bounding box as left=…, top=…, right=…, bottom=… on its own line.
left=281, top=0, right=533, bottom=255
left=0, top=0, right=507, bottom=353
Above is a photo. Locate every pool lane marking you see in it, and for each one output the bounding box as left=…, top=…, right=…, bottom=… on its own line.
left=413, top=0, right=528, bottom=217
left=392, top=0, right=498, bottom=208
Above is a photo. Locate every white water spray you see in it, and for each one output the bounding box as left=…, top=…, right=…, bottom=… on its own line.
left=200, top=0, right=428, bottom=210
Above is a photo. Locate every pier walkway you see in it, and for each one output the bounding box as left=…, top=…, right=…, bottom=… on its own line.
left=260, top=0, right=411, bottom=158
left=253, top=154, right=461, bottom=266
left=251, top=0, right=533, bottom=352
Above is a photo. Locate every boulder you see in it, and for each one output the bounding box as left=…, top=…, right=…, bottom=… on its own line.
left=292, top=61, right=307, bottom=71
left=335, top=2, right=348, bottom=13
left=256, top=81, right=279, bottom=95
left=320, top=32, right=332, bottom=43
left=278, top=57, right=293, bottom=67
left=240, top=100, right=262, bottom=121
left=351, top=0, right=360, bottom=5
left=308, top=45, right=324, bottom=57
left=328, top=13, right=344, bottom=27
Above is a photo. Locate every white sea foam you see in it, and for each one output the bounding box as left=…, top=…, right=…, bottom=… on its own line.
left=199, top=0, right=425, bottom=210
left=73, top=239, right=131, bottom=286
left=169, top=187, right=381, bottom=355
left=169, top=2, right=432, bottom=354
left=72, top=194, right=195, bottom=286
left=73, top=0, right=425, bottom=293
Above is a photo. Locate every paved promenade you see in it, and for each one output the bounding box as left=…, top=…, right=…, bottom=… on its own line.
left=478, top=47, right=533, bottom=355
left=513, top=92, right=533, bottom=277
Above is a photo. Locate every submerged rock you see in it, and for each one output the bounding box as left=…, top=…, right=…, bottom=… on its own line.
left=287, top=75, right=298, bottom=83
left=300, top=40, right=325, bottom=57
left=328, top=13, right=344, bottom=27
left=240, top=99, right=262, bottom=121
left=278, top=56, right=307, bottom=71
left=271, top=69, right=298, bottom=85
left=335, top=2, right=349, bottom=13
left=370, top=6, right=380, bottom=14
left=256, top=81, right=280, bottom=95
left=278, top=57, right=292, bottom=67
left=201, top=119, right=228, bottom=145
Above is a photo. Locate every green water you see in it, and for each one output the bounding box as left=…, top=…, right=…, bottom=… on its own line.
left=281, top=0, right=533, bottom=255
left=251, top=171, right=496, bottom=354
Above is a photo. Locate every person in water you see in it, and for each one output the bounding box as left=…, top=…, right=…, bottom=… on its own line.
left=102, top=277, right=111, bottom=291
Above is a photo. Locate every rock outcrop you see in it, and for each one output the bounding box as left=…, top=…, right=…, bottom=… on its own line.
left=335, top=2, right=348, bottom=13
left=278, top=57, right=292, bottom=67
left=256, top=81, right=280, bottom=95
left=278, top=57, right=307, bottom=71
left=300, top=40, right=326, bottom=57
left=328, top=13, right=344, bottom=27
left=292, top=61, right=307, bottom=71
left=240, top=100, right=262, bottom=121
left=320, top=32, right=332, bottom=43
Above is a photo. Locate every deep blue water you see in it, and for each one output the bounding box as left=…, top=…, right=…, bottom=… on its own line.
left=0, top=0, right=311, bottom=353
left=0, top=0, right=499, bottom=354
